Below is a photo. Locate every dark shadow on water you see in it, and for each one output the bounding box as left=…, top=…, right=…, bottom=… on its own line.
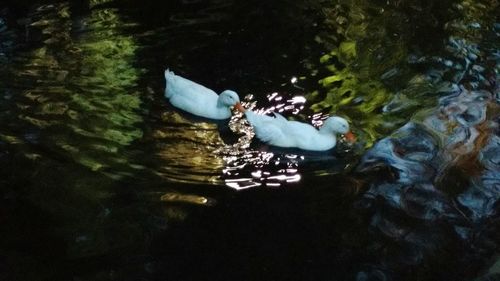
left=149, top=179, right=363, bottom=281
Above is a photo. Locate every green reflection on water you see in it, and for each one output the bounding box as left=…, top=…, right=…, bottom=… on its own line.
left=0, top=0, right=497, bottom=278
left=70, top=8, right=143, bottom=150
left=315, top=38, right=395, bottom=142
left=307, top=0, right=410, bottom=147
left=5, top=3, right=144, bottom=172
left=307, top=0, right=497, bottom=148
left=0, top=2, right=152, bottom=268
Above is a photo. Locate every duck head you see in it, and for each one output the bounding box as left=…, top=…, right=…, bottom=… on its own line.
left=218, top=90, right=241, bottom=108
left=321, top=116, right=356, bottom=142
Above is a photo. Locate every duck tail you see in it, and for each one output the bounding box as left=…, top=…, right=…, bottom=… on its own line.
left=164, top=69, right=174, bottom=79
left=244, top=110, right=257, bottom=123
left=272, top=112, right=288, bottom=124
left=245, top=110, right=265, bottom=127
left=164, top=69, right=174, bottom=98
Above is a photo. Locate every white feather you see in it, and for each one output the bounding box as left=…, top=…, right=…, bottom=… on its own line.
left=164, top=70, right=239, bottom=120
left=244, top=110, right=351, bottom=151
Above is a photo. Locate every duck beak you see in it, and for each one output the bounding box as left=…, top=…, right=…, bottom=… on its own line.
left=234, top=102, right=246, bottom=113
left=344, top=131, right=356, bottom=143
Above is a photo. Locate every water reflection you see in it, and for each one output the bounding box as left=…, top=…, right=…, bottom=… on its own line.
left=151, top=73, right=355, bottom=189
left=153, top=92, right=310, bottom=189
left=352, top=0, right=499, bottom=278
left=0, top=0, right=498, bottom=279
left=1, top=2, right=143, bottom=176
left=160, top=191, right=215, bottom=206
left=0, top=1, right=154, bottom=265
left=219, top=92, right=354, bottom=189
left=151, top=110, right=226, bottom=184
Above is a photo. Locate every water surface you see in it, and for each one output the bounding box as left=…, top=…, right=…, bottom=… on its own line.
left=0, top=0, right=498, bottom=280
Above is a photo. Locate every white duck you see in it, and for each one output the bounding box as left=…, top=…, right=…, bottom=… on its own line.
left=164, top=70, right=241, bottom=120
left=236, top=104, right=356, bottom=151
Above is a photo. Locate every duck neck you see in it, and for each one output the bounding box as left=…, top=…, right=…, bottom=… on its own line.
left=319, top=127, right=334, bottom=135
left=314, top=130, right=337, bottom=150
left=215, top=101, right=231, bottom=118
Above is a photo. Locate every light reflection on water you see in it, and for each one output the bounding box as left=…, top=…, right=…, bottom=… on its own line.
left=151, top=110, right=226, bottom=185
left=0, top=0, right=426, bottom=191
left=0, top=0, right=360, bottom=189
left=153, top=91, right=314, bottom=188
left=215, top=91, right=354, bottom=190
left=1, top=0, right=498, bottom=279
left=151, top=78, right=355, bottom=188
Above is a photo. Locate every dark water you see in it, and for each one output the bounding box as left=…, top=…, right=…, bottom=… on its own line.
left=0, top=0, right=499, bottom=280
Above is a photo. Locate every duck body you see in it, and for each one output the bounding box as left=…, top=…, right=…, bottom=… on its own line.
left=164, top=70, right=240, bottom=120
left=243, top=110, right=353, bottom=151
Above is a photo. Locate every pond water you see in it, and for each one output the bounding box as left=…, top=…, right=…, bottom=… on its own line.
left=0, top=0, right=498, bottom=280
